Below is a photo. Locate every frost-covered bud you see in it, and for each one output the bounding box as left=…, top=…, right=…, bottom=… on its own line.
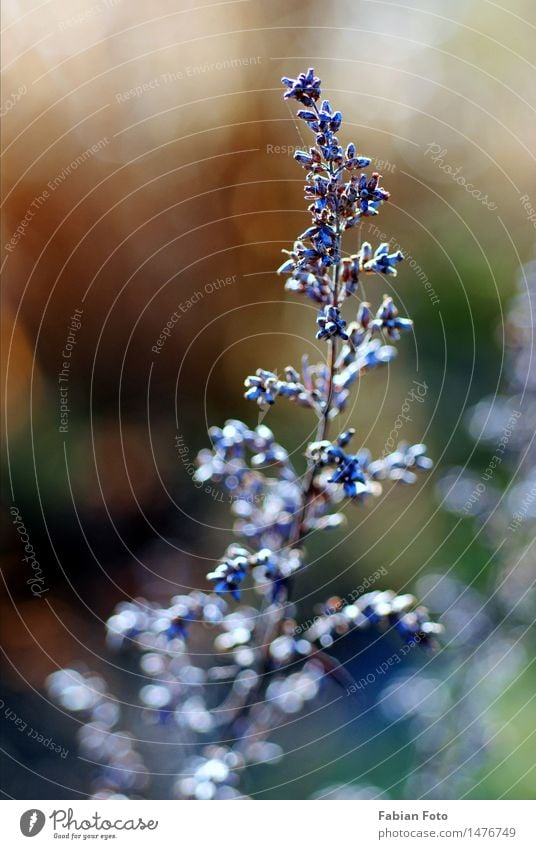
left=316, top=305, right=349, bottom=340
left=371, top=296, right=413, bottom=340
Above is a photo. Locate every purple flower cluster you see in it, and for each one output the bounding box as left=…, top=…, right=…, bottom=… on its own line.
left=244, top=366, right=308, bottom=408
left=48, top=69, right=441, bottom=801
left=207, top=544, right=302, bottom=602
left=277, top=73, right=395, bottom=314
left=305, top=590, right=443, bottom=649
left=316, top=304, right=349, bottom=340
left=307, top=429, right=432, bottom=499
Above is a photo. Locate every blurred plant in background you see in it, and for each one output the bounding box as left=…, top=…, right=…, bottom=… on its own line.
left=47, top=70, right=444, bottom=800
left=374, top=258, right=536, bottom=799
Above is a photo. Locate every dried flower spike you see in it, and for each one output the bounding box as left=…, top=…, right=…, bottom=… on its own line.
left=48, top=69, right=441, bottom=802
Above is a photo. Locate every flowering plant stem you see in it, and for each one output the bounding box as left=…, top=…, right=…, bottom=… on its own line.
left=225, top=226, right=343, bottom=737
left=48, top=69, right=443, bottom=802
